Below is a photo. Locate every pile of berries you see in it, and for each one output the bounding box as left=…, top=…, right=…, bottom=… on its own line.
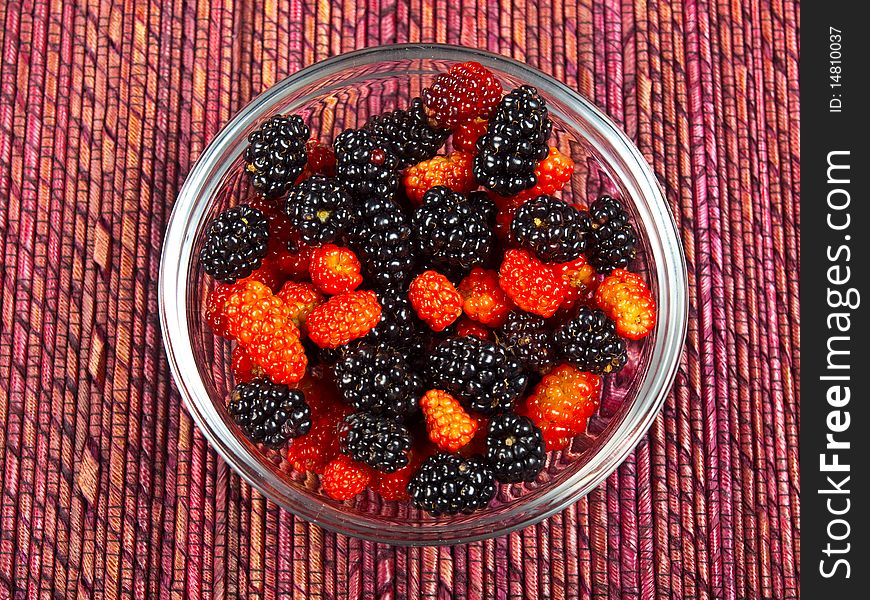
left=200, top=62, right=657, bottom=516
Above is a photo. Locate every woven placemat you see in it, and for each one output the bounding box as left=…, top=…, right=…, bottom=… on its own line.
left=0, top=0, right=800, bottom=597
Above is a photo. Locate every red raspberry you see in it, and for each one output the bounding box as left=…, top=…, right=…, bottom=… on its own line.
left=408, top=270, right=463, bottom=332
left=403, top=151, right=476, bottom=205
left=453, top=118, right=488, bottom=152
left=457, top=267, right=514, bottom=328
left=524, top=364, right=602, bottom=445
left=420, top=389, right=478, bottom=452
left=594, top=268, right=657, bottom=340
left=306, top=290, right=382, bottom=348
left=222, top=280, right=274, bottom=339
left=372, top=451, right=424, bottom=502
left=232, top=294, right=292, bottom=346
left=277, top=281, right=324, bottom=328
left=501, top=147, right=575, bottom=204
left=557, top=255, right=599, bottom=310
left=422, top=61, right=503, bottom=129
left=205, top=283, right=237, bottom=338
left=246, top=321, right=308, bottom=384
left=498, top=249, right=569, bottom=318
left=230, top=344, right=264, bottom=383
left=455, top=318, right=492, bottom=340
left=322, top=454, right=372, bottom=501
left=308, top=244, right=363, bottom=294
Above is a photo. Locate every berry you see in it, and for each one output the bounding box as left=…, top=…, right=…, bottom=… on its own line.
left=455, top=318, right=492, bottom=340
left=244, top=115, right=310, bottom=198
left=457, top=268, right=514, bottom=328
left=473, top=86, right=552, bottom=196
left=363, top=289, right=422, bottom=349
left=594, top=268, right=657, bottom=340
left=308, top=244, right=363, bottom=294
left=503, top=146, right=574, bottom=203
left=552, top=307, right=627, bottom=375
left=509, top=195, right=591, bottom=263
left=364, top=97, right=450, bottom=167
left=403, top=151, right=476, bottom=205
left=408, top=270, right=463, bottom=332
left=228, top=293, right=291, bottom=346
left=272, top=244, right=314, bottom=278
left=247, top=322, right=309, bottom=384
left=222, top=280, right=273, bottom=337
left=426, top=336, right=528, bottom=415
left=420, top=389, right=478, bottom=452
left=228, top=378, right=312, bottom=447
left=453, top=118, right=488, bottom=152
left=372, top=453, right=423, bottom=502
left=333, top=128, right=400, bottom=199
left=276, top=281, right=324, bottom=328
left=587, top=195, right=638, bottom=274
left=287, top=398, right=350, bottom=473
left=322, top=454, right=372, bottom=501
left=412, top=186, right=493, bottom=272
left=495, top=311, right=557, bottom=373
left=559, top=255, right=598, bottom=298
left=304, top=138, right=336, bottom=177
left=485, top=414, right=546, bottom=483
left=205, top=283, right=238, bottom=338
left=348, top=197, right=415, bottom=288
left=231, top=344, right=263, bottom=383
left=200, top=205, right=270, bottom=283
left=525, top=364, right=602, bottom=437
left=422, top=62, right=503, bottom=129
left=338, top=412, right=412, bottom=473
left=466, top=191, right=498, bottom=225
left=284, top=176, right=353, bottom=245
left=334, top=344, right=423, bottom=421
left=408, top=453, right=496, bottom=516
left=306, top=290, right=382, bottom=348
left=498, top=249, right=569, bottom=318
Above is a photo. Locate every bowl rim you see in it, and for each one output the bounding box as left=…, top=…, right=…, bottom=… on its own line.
left=159, top=43, right=688, bottom=545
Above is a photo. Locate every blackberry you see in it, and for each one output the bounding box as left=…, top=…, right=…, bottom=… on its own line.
left=363, top=98, right=450, bottom=167
left=553, top=306, right=628, bottom=375
left=466, top=191, right=497, bottom=226
left=334, top=128, right=400, bottom=199
left=426, top=337, right=528, bottom=415
left=495, top=311, right=557, bottom=374
left=244, top=115, right=310, bottom=198
left=284, top=176, right=353, bottom=245
left=228, top=378, right=312, bottom=447
left=412, top=187, right=493, bottom=272
left=473, top=86, right=552, bottom=196
left=510, top=195, right=591, bottom=263
left=363, top=289, right=422, bottom=349
left=348, top=197, right=415, bottom=288
left=334, top=344, right=423, bottom=421
left=587, top=195, right=638, bottom=274
left=485, top=414, right=546, bottom=483
left=199, top=205, right=269, bottom=283
left=337, top=412, right=412, bottom=473
left=408, top=453, right=496, bottom=516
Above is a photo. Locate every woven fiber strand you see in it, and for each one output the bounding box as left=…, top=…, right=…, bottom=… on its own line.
left=0, top=0, right=799, bottom=598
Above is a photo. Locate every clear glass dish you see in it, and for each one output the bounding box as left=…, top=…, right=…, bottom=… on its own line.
left=159, top=44, right=688, bottom=545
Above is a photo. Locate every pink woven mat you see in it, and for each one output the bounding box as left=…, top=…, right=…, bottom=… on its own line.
left=0, top=0, right=800, bottom=597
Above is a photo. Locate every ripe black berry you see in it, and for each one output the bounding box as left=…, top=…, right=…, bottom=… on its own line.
left=284, top=176, right=353, bottom=245
left=334, top=128, right=400, bottom=199
left=199, top=205, right=269, bottom=283
left=337, top=412, right=412, bottom=473
left=408, top=453, right=496, bottom=516
left=228, top=378, right=312, bottom=447
left=364, top=98, right=450, bottom=167
left=485, top=414, right=546, bottom=483
left=510, top=195, right=591, bottom=263
left=553, top=306, right=628, bottom=375
left=412, top=186, right=493, bottom=272
left=334, top=344, right=423, bottom=421
left=244, top=115, right=310, bottom=198
left=495, top=311, right=557, bottom=374
left=348, top=196, right=416, bottom=289
left=587, top=195, right=638, bottom=274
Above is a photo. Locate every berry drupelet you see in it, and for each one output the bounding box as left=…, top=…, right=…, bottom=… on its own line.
left=334, top=344, right=423, bottom=421
left=426, top=336, right=529, bottom=415
left=200, top=205, right=270, bottom=283
left=587, top=195, right=638, bottom=274
left=408, top=453, right=496, bottom=516
left=244, top=115, right=310, bottom=198
left=495, top=311, right=557, bottom=373
left=333, top=128, right=400, bottom=199
left=412, top=186, right=493, bottom=272
left=363, top=98, right=450, bottom=167
left=337, top=412, right=412, bottom=473
left=348, top=196, right=416, bottom=289
left=228, top=378, right=312, bottom=447
left=553, top=306, right=628, bottom=375
left=509, top=195, right=591, bottom=263
left=473, top=86, right=553, bottom=196
left=284, top=176, right=353, bottom=245
left=485, top=413, right=546, bottom=483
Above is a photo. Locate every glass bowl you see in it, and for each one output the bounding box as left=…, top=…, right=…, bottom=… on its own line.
left=159, top=44, right=688, bottom=545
